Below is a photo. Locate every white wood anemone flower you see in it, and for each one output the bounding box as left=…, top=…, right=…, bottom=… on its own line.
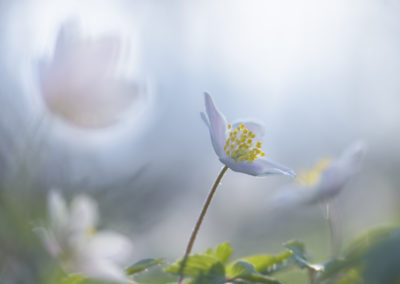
left=38, top=22, right=145, bottom=129
left=178, top=93, right=295, bottom=284
left=273, top=141, right=366, bottom=207
left=38, top=191, right=134, bottom=283
left=201, top=92, right=295, bottom=177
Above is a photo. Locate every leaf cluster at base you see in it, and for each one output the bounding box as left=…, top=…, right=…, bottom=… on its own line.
left=164, top=242, right=299, bottom=284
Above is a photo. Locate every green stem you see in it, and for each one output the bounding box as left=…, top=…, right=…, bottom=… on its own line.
left=325, top=202, right=341, bottom=256
left=178, top=165, right=229, bottom=284
left=308, top=269, right=316, bottom=284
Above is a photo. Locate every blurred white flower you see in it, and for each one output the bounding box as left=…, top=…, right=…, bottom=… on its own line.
left=273, top=141, right=365, bottom=206
left=38, top=191, right=134, bottom=283
left=201, top=92, right=295, bottom=177
left=38, top=21, right=145, bottom=128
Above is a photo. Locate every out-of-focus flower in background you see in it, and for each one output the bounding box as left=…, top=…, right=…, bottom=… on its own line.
left=273, top=141, right=366, bottom=207
left=37, top=21, right=146, bottom=129
left=202, top=92, right=295, bottom=177
left=37, top=191, right=134, bottom=283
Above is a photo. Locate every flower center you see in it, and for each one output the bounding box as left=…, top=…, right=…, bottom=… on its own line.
left=297, top=158, right=331, bottom=186
left=224, top=123, right=265, bottom=162
left=86, top=227, right=97, bottom=237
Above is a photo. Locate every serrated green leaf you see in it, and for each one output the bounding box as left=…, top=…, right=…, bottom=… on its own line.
left=126, top=258, right=165, bottom=275
left=60, top=274, right=86, bottom=284
left=164, top=254, right=225, bottom=277
left=205, top=242, right=233, bottom=265
left=240, top=251, right=293, bottom=274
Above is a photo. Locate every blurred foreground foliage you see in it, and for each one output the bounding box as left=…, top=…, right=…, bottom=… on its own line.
left=1, top=185, right=400, bottom=284
left=125, top=226, right=400, bottom=284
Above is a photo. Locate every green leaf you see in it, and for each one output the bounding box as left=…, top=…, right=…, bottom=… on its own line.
left=188, top=264, right=226, bottom=284
left=237, top=273, right=283, bottom=284
left=164, top=254, right=225, bottom=278
left=132, top=265, right=178, bottom=284
left=240, top=251, right=293, bottom=274
left=283, top=240, right=306, bottom=267
left=164, top=244, right=231, bottom=284
left=205, top=242, right=233, bottom=265
left=318, top=226, right=399, bottom=282
left=126, top=258, right=165, bottom=275
left=358, top=227, right=400, bottom=284
left=333, top=268, right=363, bottom=284
left=60, top=274, right=86, bottom=284
left=317, top=257, right=348, bottom=280
left=226, top=261, right=282, bottom=284
left=226, top=261, right=255, bottom=278
left=283, top=240, right=323, bottom=272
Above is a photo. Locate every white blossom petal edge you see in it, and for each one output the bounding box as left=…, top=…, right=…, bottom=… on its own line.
left=201, top=92, right=295, bottom=178
left=38, top=191, right=135, bottom=283
left=272, top=141, right=366, bottom=207
left=312, top=141, right=366, bottom=203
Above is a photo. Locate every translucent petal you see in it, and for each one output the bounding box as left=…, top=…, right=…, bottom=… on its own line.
left=86, top=231, right=133, bottom=264
left=232, top=120, right=265, bottom=138
left=75, top=257, right=132, bottom=283
left=337, top=140, right=366, bottom=174
left=34, top=227, right=62, bottom=258
left=48, top=191, right=69, bottom=235
left=204, top=93, right=227, bottom=157
left=70, top=195, right=99, bottom=235
left=315, top=141, right=366, bottom=202
left=200, top=112, right=209, bottom=128
left=271, top=184, right=318, bottom=208
left=221, top=157, right=295, bottom=177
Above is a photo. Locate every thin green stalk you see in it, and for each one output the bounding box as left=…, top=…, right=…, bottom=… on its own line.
left=178, top=165, right=229, bottom=284
left=325, top=202, right=341, bottom=256
left=308, top=269, right=316, bottom=284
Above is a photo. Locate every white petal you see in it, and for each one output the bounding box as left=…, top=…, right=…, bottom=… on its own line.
left=221, top=157, right=296, bottom=177
left=232, top=120, right=265, bottom=138
left=69, top=195, right=99, bottom=235
left=75, top=258, right=133, bottom=283
left=337, top=140, right=366, bottom=174
left=314, top=141, right=366, bottom=202
left=34, top=227, right=62, bottom=258
left=271, top=184, right=318, bottom=208
left=85, top=231, right=133, bottom=264
left=39, top=21, right=140, bottom=128
left=48, top=191, right=69, bottom=235
left=73, top=232, right=134, bottom=283
left=204, top=93, right=227, bottom=157
left=200, top=112, right=210, bottom=128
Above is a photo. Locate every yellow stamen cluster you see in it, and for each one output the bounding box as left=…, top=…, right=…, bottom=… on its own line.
left=86, top=227, right=97, bottom=237
left=224, top=123, right=265, bottom=162
left=297, top=158, right=331, bottom=186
